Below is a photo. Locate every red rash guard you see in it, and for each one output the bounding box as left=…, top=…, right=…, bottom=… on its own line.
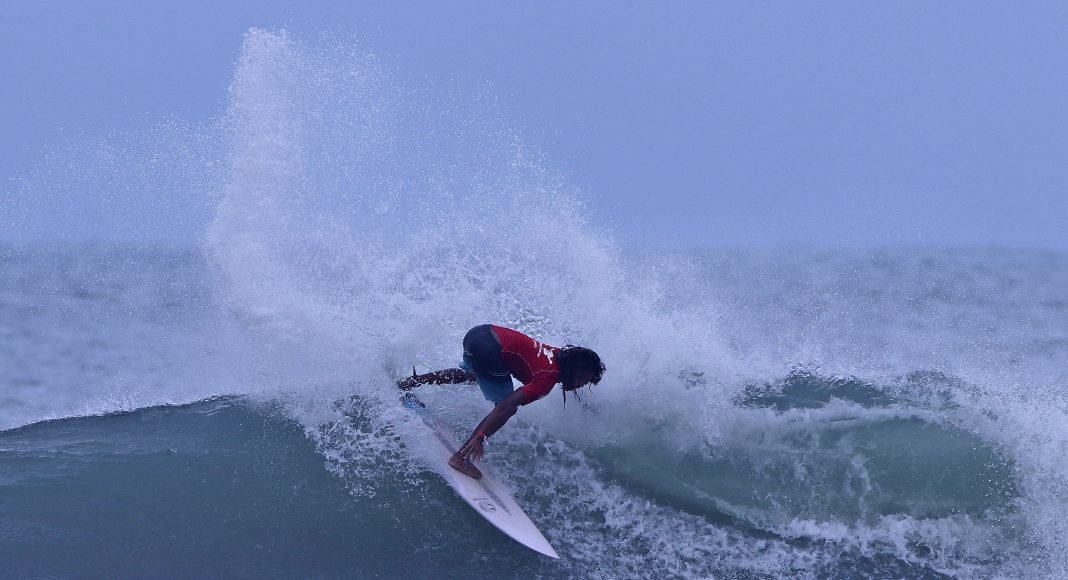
left=491, top=325, right=561, bottom=405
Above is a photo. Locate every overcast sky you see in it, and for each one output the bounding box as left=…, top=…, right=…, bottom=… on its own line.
left=2, top=1, right=1066, bottom=249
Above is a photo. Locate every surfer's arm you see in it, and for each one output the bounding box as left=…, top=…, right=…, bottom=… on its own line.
left=457, top=389, right=526, bottom=461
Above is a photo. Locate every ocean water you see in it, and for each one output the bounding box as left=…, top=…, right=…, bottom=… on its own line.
left=3, top=29, right=1067, bottom=579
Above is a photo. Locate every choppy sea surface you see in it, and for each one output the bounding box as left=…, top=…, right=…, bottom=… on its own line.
left=3, top=244, right=1065, bottom=579
left=3, top=29, right=1067, bottom=579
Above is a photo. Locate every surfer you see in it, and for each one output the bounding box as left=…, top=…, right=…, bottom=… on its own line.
left=398, top=324, right=605, bottom=479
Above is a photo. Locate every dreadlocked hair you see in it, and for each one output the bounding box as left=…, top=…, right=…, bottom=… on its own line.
left=557, top=345, right=606, bottom=409
left=558, top=345, right=605, bottom=384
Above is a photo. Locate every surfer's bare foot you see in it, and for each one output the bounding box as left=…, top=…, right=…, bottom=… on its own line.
left=448, top=454, right=482, bottom=479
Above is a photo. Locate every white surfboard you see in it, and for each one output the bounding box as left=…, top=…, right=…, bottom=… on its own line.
left=402, top=394, right=559, bottom=559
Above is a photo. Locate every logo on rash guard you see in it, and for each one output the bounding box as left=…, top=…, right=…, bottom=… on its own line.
left=539, top=345, right=555, bottom=362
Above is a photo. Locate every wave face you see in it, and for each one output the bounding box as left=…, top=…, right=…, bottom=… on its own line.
left=0, top=397, right=569, bottom=579
left=0, top=381, right=1045, bottom=578
left=3, top=29, right=1068, bottom=578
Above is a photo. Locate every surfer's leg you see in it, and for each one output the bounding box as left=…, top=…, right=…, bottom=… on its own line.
left=474, top=376, right=516, bottom=404
left=397, top=368, right=476, bottom=390
left=457, top=358, right=515, bottom=403
left=461, top=325, right=514, bottom=402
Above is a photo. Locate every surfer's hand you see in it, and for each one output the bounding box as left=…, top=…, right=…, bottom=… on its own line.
left=459, top=436, right=484, bottom=462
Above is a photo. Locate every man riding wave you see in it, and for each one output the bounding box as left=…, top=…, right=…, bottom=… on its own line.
left=398, top=324, right=605, bottom=478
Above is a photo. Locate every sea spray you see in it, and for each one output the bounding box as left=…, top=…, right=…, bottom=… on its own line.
left=204, top=28, right=732, bottom=448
